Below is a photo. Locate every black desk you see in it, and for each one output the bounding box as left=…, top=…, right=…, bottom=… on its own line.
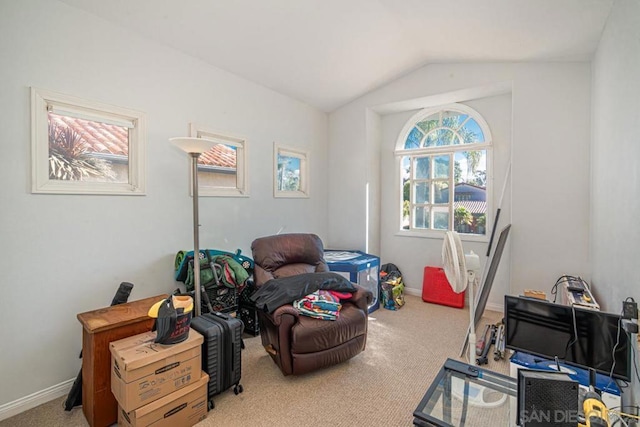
left=413, top=359, right=517, bottom=426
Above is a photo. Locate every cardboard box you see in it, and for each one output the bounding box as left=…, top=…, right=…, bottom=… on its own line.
left=118, top=371, right=209, bottom=427
left=110, top=329, right=203, bottom=412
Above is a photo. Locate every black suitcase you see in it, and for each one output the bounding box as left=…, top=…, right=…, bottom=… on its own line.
left=190, top=312, right=243, bottom=409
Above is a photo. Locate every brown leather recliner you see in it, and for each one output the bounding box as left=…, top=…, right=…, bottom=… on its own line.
left=251, top=233, right=372, bottom=376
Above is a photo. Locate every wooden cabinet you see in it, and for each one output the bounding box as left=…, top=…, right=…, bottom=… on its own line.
left=77, top=294, right=167, bottom=427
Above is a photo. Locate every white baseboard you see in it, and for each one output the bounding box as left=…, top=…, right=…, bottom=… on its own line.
left=485, top=302, right=504, bottom=314
left=405, top=287, right=504, bottom=314
left=404, top=287, right=421, bottom=297
left=0, top=377, right=75, bottom=422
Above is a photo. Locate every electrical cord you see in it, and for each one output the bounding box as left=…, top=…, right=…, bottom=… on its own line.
left=615, top=378, right=629, bottom=389
left=562, top=304, right=579, bottom=360
left=610, top=412, right=630, bottom=427
left=608, top=405, right=640, bottom=427
left=550, top=275, right=582, bottom=303
left=611, top=411, right=640, bottom=421
left=609, top=406, right=640, bottom=427
left=606, top=310, right=623, bottom=390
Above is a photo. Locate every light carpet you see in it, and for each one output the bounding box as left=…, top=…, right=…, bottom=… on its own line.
left=1, top=295, right=509, bottom=426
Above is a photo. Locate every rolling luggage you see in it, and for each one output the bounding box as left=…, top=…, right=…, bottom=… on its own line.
left=190, top=312, right=243, bottom=409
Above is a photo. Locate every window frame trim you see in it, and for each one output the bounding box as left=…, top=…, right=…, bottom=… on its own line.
left=273, top=142, right=309, bottom=199
left=30, top=87, right=146, bottom=195
left=188, top=123, right=249, bottom=198
left=394, top=103, right=493, bottom=239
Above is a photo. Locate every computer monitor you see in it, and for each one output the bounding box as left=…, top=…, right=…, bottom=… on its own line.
left=504, top=295, right=631, bottom=381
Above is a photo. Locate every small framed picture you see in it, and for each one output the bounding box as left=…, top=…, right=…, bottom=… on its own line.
left=273, top=143, right=309, bottom=198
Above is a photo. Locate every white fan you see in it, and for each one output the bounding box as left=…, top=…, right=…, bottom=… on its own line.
left=442, top=231, right=480, bottom=363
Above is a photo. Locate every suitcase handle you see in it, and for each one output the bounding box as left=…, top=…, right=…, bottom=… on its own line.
left=213, top=311, right=229, bottom=320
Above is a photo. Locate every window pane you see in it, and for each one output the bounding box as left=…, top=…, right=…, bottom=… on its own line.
left=198, top=143, right=238, bottom=188
left=48, top=112, right=127, bottom=183
left=433, top=181, right=449, bottom=204
left=454, top=206, right=473, bottom=233
left=277, top=155, right=301, bottom=191
left=470, top=213, right=487, bottom=235
left=424, top=128, right=457, bottom=147
left=433, top=155, right=450, bottom=179
left=454, top=150, right=486, bottom=187
left=404, top=127, right=423, bottom=149
left=414, top=182, right=429, bottom=204
left=442, top=112, right=468, bottom=129
left=416, top=117, right=439, bottom=134
left=433, top=208, right=449, bottom=230
left=413, top=157, right=430, bottom=179
left=402, top=156, right=410, bottom=228
left=424, top=130, right=437, bottom=147
left=459, top=118, right=485, bottom=143
left=413, top=206, right=430, bottom=229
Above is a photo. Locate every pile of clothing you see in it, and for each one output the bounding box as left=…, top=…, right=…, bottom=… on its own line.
left=293, top=290, right=352, bottom=320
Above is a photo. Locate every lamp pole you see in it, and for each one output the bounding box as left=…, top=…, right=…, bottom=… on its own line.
left=170, top=136, right=216, bottom=318
left=190, top=152, right=202, bottom=317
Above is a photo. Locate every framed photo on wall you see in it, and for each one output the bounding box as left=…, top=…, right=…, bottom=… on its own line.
left=273, top=143, right=309, bottom=198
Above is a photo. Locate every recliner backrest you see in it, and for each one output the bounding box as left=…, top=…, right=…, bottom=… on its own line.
left=251, top=233, right=329, bottom=286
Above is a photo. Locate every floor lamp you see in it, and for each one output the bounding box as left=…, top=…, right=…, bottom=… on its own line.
left=170, top=137, right=217, bottom=317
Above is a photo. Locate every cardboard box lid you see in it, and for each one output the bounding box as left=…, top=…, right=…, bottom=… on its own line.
left=110, top=329, right=203, bottom=372
left=128, top=371, right=209, bottom=419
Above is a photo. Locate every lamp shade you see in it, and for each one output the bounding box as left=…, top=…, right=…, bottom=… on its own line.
left=170, top=137, right=217, bottom=154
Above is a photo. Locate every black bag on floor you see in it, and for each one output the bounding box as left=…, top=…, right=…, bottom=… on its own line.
left=190, top=312, right=244, bottom=410
left=64, top=282, right=134, bottom=411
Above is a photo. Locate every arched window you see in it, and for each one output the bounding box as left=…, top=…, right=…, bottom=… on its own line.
left=395, top=104, right=492, bottom=236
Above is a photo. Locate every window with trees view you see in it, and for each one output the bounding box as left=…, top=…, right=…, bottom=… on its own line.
left=31, top=87, right=146, bottom=195
left=273, top=143, right=309, bottom=198
left=395, top=104, right=491, bottom=236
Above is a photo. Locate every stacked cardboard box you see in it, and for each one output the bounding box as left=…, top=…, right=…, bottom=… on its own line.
left=110, top=329, right=208, bottom=427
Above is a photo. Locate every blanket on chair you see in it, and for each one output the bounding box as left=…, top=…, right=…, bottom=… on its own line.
left=250, top=272, right=356, bottom=313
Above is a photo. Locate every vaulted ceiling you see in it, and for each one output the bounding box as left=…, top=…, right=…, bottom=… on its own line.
left=59, top=0, right=613, bottom=112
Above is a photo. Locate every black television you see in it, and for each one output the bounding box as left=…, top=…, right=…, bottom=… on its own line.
left=504, top=295, right=631, bottom=381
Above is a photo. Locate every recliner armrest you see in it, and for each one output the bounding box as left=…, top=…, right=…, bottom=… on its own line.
left=348, top=284, right=373, bottom=312
left=267, top=304, right=301, bottom=325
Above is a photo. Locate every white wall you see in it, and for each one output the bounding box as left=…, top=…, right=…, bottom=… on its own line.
left=591, top=0, right=640, bottom=401
left=0, top=0, right=328, bottom=408
left=591, top=0, right=640, bottom=311
left=329, top=63, right=592, bottom=310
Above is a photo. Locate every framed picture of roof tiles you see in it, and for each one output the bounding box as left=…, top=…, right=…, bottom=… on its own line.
left=188, top=123, right=248, bottom=197
left=30, top=87, right=146, bottom=195
left=274, top=143, right=309, bottom=198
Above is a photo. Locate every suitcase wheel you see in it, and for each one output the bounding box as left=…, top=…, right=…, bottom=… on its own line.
left=234, top=384, right=243, bottom=395
left=208, top=399, right=215, bottom=411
